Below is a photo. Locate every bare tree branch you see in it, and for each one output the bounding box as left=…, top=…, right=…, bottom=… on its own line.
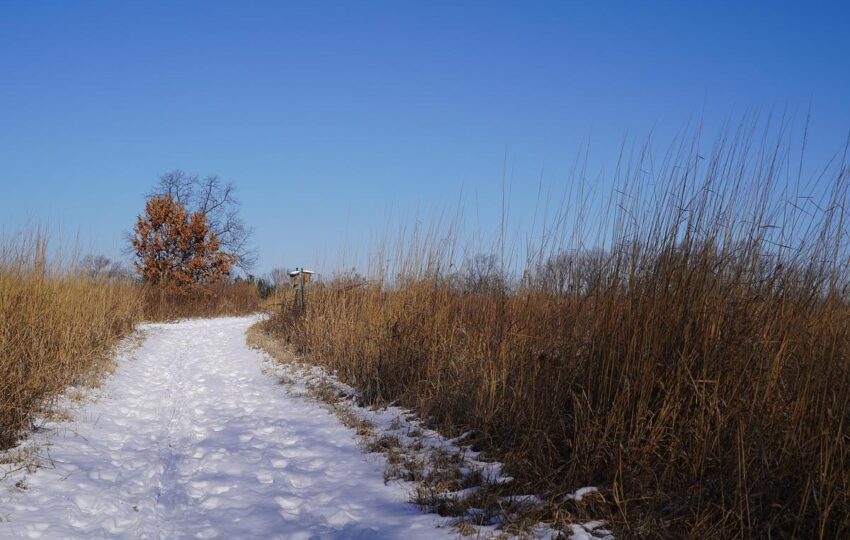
left=150, top=170, right=257, bottom=271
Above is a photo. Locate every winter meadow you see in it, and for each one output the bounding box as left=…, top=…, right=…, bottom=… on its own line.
left=2, top=4, right=850, bottom=539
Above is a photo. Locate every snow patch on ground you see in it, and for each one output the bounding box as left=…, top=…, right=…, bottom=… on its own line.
left=0, top=316, right=455, bottom=539
left=253, top=330, right=609, bottom=539
left=564, top=487, right=599, bottom=503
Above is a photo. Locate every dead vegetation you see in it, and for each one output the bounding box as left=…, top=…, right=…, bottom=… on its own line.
left=141, top=281, right=260, bottom=321
left=248, top=323, right=554, bottom=536
left=0, top=235, right=140, bottom=449
left=261, top=123, right=850, bottom=538
left=0, top=232, right=261, bottom=452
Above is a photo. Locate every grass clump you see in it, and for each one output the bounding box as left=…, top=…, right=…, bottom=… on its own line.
left=265, top=123, right=850, bottom=538
left=0, top=233, right=260, bottom=448
left=141, top=281, right=260, bottom=321
left=0, top=235, right=141, bottom=448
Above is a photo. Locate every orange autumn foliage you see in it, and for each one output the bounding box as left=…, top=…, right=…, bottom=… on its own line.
left=132, top=195, right=236, bottom=293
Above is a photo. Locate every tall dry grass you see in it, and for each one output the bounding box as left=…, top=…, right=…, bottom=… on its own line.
left=0, top=225, right=260, bottom=449
left=0, top=236, right=141, bottom=448
left=266, top=123, right=850, bottom=538
left=141, top=281, right=260, bottom=321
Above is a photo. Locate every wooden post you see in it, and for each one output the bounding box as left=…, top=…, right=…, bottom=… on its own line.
left=300, top=267, right=305, bottom=313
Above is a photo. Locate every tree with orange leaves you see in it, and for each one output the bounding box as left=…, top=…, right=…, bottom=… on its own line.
left=132, top=195, right=236, bottom=293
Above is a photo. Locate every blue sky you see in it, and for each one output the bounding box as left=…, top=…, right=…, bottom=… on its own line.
left=1, top=1, right=849, bottom=275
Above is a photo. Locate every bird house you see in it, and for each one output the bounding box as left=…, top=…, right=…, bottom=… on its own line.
left=288, top=269, right=314, bottom=287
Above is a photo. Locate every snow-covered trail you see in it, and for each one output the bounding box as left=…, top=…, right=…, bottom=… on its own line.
left=0, top=316, right=453, bottom=539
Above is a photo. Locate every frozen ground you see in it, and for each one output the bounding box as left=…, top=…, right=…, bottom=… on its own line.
left=0, top=316, right=455, bottom=539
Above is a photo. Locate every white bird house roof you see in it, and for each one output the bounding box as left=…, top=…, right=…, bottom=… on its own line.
left=288, top=269, right=315, bottom=277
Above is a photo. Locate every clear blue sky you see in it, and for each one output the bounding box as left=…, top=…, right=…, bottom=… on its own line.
left=2, top=1, right=849, bottom=275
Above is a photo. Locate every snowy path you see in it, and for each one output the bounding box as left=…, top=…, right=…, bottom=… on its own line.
left=0, top=316, right=454, bottom=539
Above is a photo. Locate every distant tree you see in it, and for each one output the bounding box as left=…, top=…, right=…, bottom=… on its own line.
left=533, top=248, right=612, bottom=296
left=460, top=254, right=505, bottom=293
left=534, top=251, right=573, bottom=295
left=268, top=268, right=291, bottom=289
left=149, top=170, right=256, bottom=271
left=131, top=195, right=236, bottom=292
left=255, top=276, right=275, bottom=299
left=235, top=273, right=276, bottom=300
left=79, top=254, right=131, bottom=281
left=80, top=254, right=112, bottom=277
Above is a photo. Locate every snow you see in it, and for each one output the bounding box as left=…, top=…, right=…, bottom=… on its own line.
left=569, top=521, right=614, bottom=540
left=263, top=356, right=515, bottom=497
left=564, top=486, right=599, bottom=502
left=256, top=334, right=605, bottom=539
left=0, top=316, right=454, bottom=539
left=567, top=523, right=614, bottom=540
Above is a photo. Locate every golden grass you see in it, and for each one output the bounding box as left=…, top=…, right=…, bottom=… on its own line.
left=141, top=281, right=260, bottom=321
left=0, top=233, right=260, bottom=449
left=265, top=125, right=850, bottom=538
left=0, top=236, right=141, bottom=448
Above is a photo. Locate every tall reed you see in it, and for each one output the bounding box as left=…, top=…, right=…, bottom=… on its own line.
left=267, top=123, right=850, bottom=538
left=0, top=235, right=141, bottom=448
